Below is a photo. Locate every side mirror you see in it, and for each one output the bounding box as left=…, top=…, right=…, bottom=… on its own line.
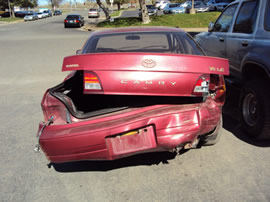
left=76, top=49, right=82, bottom=55
left=208, top=22, right=214, bottom=32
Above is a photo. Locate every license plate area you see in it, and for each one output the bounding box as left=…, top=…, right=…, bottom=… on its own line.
left=106, top=125, right=157, bottom=157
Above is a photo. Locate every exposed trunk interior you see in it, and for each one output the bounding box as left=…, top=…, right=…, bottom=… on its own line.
left=50, top=71, right=204, bottom=119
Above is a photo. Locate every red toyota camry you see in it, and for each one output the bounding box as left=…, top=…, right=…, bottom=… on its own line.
left=36, top=27, right=229, bottom=163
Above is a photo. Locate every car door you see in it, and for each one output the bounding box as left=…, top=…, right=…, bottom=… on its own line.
left=226, top=0, right=259, bottom=75
left=200, top=4, right=238, bottom=58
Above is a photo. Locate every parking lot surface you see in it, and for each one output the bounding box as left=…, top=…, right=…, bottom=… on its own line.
left=1, top=11, right=270, bottom=202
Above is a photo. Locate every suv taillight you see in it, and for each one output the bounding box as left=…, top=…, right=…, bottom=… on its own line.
left=84, top=71, right=103, bottom=94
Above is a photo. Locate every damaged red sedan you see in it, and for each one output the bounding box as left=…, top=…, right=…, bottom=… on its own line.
left=36, top=27, right=229, bottom=163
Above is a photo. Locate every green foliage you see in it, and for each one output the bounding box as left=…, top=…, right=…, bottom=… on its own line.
left=110, top=10, right=121, bottom=17
left=0, top=0, right=37, bottom=10
left=98, top=12, right=221, bottom=28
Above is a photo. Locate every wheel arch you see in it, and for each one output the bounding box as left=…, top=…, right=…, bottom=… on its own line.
left=242, top=62, right=270, bottom=82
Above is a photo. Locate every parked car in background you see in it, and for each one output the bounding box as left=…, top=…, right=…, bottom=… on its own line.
left=35, top=27, right=229, bottom=163
left=54, top=10, right=62, bottom=15
left=64, top=14, right=84, bottom=28
left=24, top=12, right=38, bottom=21
left=139, top=5, right=158, bottom=16
left=146, top=5, right=158, bottom=15
left=88, top=8, right=99, bottom=18
left=155, top=0, right=170, bottom=10
left=195, top=0, right=270, bottom=139
left=163, top=3, right=183, bottom=14
left=186, top=1, right=209, bottom=13
left=0, top=11, right=11, bottom=17
left=15, top=11, right=28, bottom=18
left=207, top=0, right=231, bottom=11
left=42, top=11, right=49, bottom=17
left=43, top=9, right=52, bottom=17
left=170, top=5, right=186, bottom=14
left=37, top=12, right=44, bottom=19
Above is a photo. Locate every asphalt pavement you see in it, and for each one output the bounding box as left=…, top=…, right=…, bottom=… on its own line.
left=1, top=10, right=270, bottom=202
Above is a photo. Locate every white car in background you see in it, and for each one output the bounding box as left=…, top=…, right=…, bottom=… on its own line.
left=155, top=1, right=170, bottom=10
left=37, top=12, right=44, bottom=19
left=24, top=12, right=38, bottom=21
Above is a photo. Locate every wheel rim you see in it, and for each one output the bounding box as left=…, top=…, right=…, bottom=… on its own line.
left=243, top=93, right=258, bottom=127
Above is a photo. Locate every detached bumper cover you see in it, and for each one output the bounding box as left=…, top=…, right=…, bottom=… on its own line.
left=38, top=98, right=222, bottom=163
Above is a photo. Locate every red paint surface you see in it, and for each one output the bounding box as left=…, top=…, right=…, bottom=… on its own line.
left=39, top=97, right=222, bottom=162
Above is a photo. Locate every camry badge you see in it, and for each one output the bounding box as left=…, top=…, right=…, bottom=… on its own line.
left=142, top=59, right=156, bottom=68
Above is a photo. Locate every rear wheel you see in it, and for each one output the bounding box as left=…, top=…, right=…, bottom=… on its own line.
left=240, top=80, right=270, bottom=139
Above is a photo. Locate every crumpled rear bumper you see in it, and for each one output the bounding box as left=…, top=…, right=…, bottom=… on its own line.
left=38, top=98, right=222, bottom=163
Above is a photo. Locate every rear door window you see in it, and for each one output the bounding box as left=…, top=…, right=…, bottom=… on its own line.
left=233, top=0, right=259, bottom=34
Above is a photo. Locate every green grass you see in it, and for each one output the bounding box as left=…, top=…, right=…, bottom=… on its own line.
left=110, top=10, right=121, bottom=17
left=98, top=12, right=220, bottom=28
left=0, top=17, right=22, bottom=22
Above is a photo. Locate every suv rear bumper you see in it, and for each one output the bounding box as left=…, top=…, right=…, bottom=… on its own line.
left=38, top=98, right=222, bottom=163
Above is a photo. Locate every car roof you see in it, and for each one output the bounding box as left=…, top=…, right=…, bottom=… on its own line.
left=66, top=14, right=80, bottom=17
left=91, top=26, right=185, bottom=37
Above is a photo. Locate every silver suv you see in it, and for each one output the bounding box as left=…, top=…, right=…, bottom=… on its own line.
left=195, top=0, right=270, bottom=139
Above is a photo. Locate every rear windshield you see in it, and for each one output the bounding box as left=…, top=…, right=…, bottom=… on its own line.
left=66, top=15, right=79, bottom=19
left=84, top=32, right=203, bottom=55
left=89, top=9, right=98, bottom=11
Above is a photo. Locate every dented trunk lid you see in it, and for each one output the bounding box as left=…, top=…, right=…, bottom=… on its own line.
left=62, top=53, right=229, bottom=97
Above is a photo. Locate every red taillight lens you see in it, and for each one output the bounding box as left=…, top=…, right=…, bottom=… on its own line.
left=75, top=20, right=79, bottom=23
left=193, top=74, right=210, bottom=96
left=64, top=20, right=68, bottom=23
left=84, top=71, right=103, bottom=94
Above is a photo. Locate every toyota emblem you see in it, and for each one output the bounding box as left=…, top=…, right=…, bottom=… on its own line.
left=142, top=59, right=156, bottom=68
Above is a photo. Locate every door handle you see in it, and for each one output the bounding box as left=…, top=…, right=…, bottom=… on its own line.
left=219, top=37, right=224, bottom=42
left=242, top=41, right=248, bottom=47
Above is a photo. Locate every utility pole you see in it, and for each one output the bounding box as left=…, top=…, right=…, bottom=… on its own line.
left=190, top=0, right=195, bottom=14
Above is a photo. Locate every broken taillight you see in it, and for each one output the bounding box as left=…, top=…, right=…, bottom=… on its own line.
left=84, top=71, right=103, bottom=94
left=192, top=74, right=210, bottom=96
left=209, top=75, right=226, bottom=103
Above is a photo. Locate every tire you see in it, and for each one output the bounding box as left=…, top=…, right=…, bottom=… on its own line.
left=64, top=25, right=67, bottom=28
left=201, top=117, right=223, bottom=146
left=240, top=80, right=270, bottom=139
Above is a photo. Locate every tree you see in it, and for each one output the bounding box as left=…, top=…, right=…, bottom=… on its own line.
left=105, top=0, right=127, bottom=11
left=138, top=0, right=150, bottom=24
left=48, top=0, right=63, bottom=12
left=96, top=0, right=110, bottom=20
left=0, top=0, right=37, bottom=17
